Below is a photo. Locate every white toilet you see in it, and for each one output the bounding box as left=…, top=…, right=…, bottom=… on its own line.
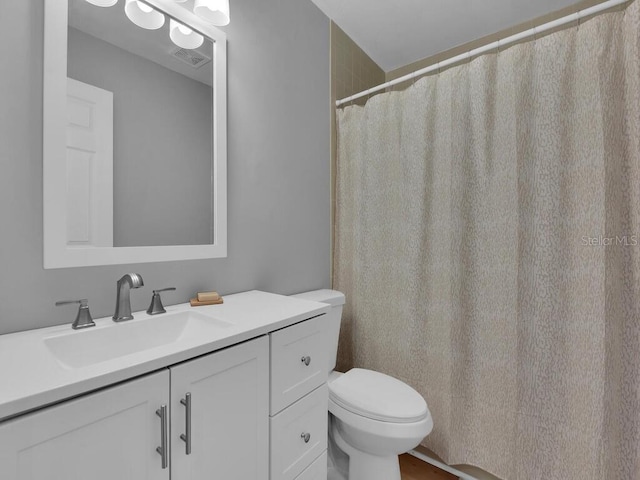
left=292, top=290, right=433, bottom=480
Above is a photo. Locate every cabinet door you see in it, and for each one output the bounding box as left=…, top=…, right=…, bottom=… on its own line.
left=0, top=370, right=170, bottom=480
left=170, top=336, right=269, bottom=480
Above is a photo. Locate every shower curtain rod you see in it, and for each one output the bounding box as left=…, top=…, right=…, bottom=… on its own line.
left=336, top=0, right=628, bottom=107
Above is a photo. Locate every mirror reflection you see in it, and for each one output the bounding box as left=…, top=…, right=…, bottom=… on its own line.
left=66, top=0, right=214, bottom=247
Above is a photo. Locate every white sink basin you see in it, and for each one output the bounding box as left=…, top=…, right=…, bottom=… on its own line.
left=44, top=311, right=232, bottom=369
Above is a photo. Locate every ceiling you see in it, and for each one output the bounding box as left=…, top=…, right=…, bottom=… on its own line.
left=310, top=0, right=589, bottom=72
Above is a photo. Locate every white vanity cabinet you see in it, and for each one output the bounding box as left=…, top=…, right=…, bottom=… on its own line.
left=269, top=315, right=329, bottom=480
left=0, top=336, right=269, bottom=480
left=170, top=335, right=269, bottom=480
left=0, top=290, right=331, bottom=480
left=0, top=370, right=170, bottom=480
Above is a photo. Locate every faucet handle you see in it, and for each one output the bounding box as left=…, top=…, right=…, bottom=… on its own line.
left=147, top=288, right=176, bottom=315
left=154, top=288, right=176, bottom=294
left=56, top=299, right=95, bottom=330
left=56, top=299, right=86, bottom=307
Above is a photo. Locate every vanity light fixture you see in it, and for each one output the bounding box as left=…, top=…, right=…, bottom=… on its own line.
left=169, top=19, right=205, bottom=49
left=85, top=0, right=119, bottom=6
left=124, top=0, right=166, bottom=30
left=193, top=0, right=230, bottom=26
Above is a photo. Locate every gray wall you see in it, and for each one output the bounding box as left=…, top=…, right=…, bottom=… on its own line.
left=0, top=0, right=330, bottom=335
left=68, top=27, right=214, bottom=247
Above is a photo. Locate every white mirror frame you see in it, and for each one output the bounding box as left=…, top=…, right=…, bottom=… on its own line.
left=43, top=0, right=227, bottom=268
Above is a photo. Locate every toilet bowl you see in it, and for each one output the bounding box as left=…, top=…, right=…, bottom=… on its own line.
left=328, top=369, right=432, bottom=480
left=291, top=290, right=433, bottom=480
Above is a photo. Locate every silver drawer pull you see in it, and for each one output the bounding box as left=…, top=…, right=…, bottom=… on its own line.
left=301, top=432, right=311, bottom=443
left=180, top=393, right=192, bottom=455
left=156, top=405, right=168, bottom=469
left=301, top=356, right=311, bottom=366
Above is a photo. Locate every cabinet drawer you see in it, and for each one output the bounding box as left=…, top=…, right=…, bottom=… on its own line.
left=270, top=315, right=328, bottom=414
left=270, top=384, right=328, bottom=480
left=295, top=451, right=327, bottom=480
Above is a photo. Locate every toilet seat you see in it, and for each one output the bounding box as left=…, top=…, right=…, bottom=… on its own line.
left=329, top=369, right=428, bottom=423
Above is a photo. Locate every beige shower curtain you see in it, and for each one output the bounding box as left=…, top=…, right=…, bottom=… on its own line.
left=333, top=2, right=640, bottom=479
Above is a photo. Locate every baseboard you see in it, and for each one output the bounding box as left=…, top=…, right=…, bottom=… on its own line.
left=407, top=449, right=478, bottom=480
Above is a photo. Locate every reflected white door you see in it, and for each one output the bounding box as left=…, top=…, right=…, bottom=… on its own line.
left=66, top=77, right=113, bottom=247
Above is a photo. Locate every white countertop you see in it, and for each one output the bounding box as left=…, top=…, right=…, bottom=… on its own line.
left=0, top=290, right=330, bottom=422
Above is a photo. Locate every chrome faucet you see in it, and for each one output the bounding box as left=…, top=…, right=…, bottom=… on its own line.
left=113, top=273, right=144, bottom=322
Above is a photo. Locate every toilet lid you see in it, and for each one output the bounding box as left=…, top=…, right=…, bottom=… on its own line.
left=329, top=369, right=428, bottom=423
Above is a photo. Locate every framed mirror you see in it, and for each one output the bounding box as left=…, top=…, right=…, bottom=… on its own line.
left=43, top=0, right=227, bottom=268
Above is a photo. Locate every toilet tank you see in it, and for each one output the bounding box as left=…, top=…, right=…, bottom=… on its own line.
left=291, top=289, right=345, bottom=373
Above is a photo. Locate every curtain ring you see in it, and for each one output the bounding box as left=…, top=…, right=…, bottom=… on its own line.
left=533, top=26, right=538, bottom=43
left=577, top=13, right=581, bottom=30
left=437, top=62, right=441, bottom=75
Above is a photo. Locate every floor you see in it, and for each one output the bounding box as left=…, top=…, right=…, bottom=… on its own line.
left=399, top=454, right=459, bottom=480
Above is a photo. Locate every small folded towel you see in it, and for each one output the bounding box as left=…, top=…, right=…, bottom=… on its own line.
left=197, top=291, right=221, bottom=302
left=190, top=297, right=224, bottom=307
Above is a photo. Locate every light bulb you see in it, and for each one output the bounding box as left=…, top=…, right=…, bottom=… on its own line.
left=169, top=19, right=205, bottom=49
left=85, top=0, right=118, bottom=6
left=124, top=0, right=165, bottom=30
left=193, top=0, right=230, bottom=26
left=178, top=24, right=193, bottom=35
left=137, top=1, right=153, bottom=13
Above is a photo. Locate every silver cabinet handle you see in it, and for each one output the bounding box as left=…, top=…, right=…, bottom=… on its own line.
left=156, top=405, right=169, bottom=469
left=180, top=393, right=192, bottom=455
left=301, top=356, right=311, bottom=366
left=301, top=432, right=311, bottom=443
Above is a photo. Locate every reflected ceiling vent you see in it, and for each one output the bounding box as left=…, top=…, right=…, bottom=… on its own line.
left=170, top=47, right=212, bottom=69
